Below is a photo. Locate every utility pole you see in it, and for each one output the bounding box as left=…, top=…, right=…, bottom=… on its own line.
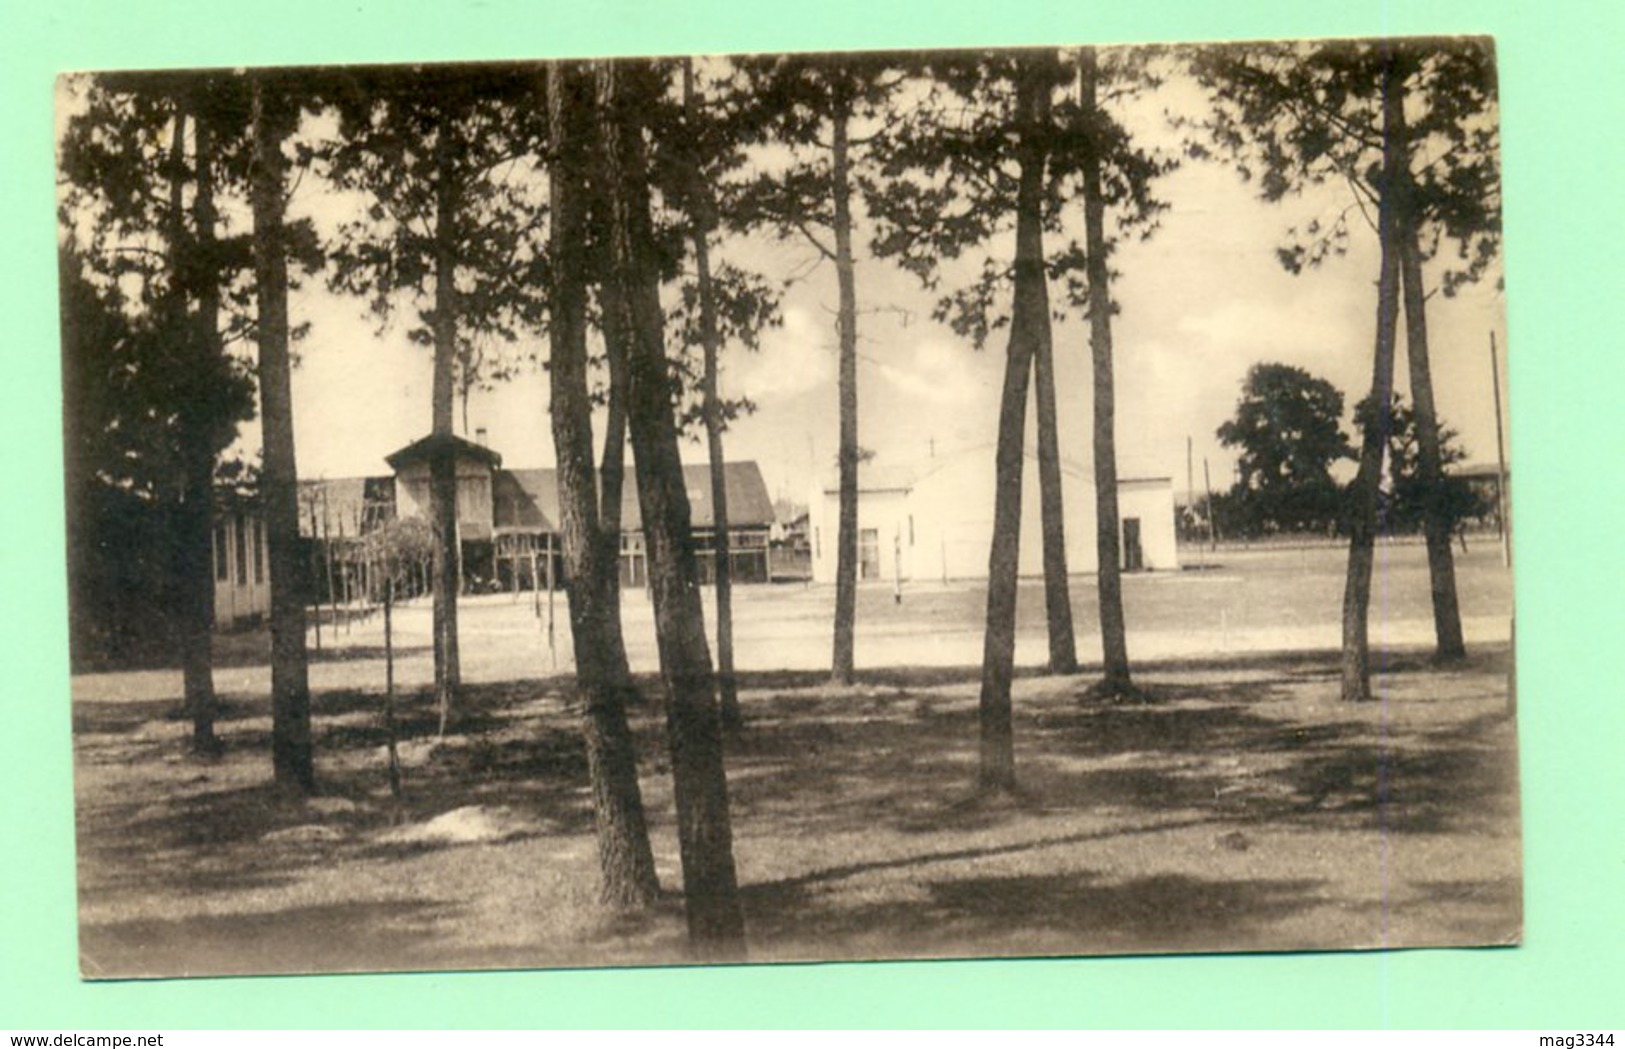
left=1187, top=435, right=1200, bottom=566
left=321, top=490, right=336, bottom=647
left=337, top=513, right=349, bottom=636
left=1203, top=457, right=1220, bottom=550
left=309, top=498, right=322, bottom=651
left=893, top=527, right=902, bottom=604
left=1186, top=436, right=1194, bottom=524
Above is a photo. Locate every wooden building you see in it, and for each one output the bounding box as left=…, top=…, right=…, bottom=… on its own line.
left=492, top=461, right=776, bottom=590
left=211, top=498, right=270, bottom=629
left=255, top=435, right=780, bottom=623
left=807, top=447, right=1178, bottom=586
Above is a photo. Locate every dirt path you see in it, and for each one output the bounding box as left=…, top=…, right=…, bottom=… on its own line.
left=71, top=545, right=1514, bottom=704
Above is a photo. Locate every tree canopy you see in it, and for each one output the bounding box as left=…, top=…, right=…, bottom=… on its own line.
left=1216, top=362, right=1352, bottom=535
left=1191, top=37, right=1500, bottom=292
left=1354, top=392, right=1483, bottom=535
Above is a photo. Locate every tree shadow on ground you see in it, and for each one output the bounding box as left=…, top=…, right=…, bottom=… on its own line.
left=1266, top=730, right=1517, bottom=835
left=1408, top=875, right=1523, bottom=938
left=73, top=643, right=1517, bottom=972
left=72, top=694, right=266, bottom=736
left=730, top=664, right=1056, bottom=694
left=725, top=677, right=1285, bottom=840
left=741, top=814, right=1217, bottom=895
left=75, top=677, right=604, bottom=910
left=723, top=651, right=1515, bottom=845
left=744, top=869, right=1326, bottom=956
left=308, top=643, right=434, bottom=664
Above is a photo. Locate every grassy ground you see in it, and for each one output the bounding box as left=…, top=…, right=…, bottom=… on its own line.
left=71, top=546, right=1520, bottom=976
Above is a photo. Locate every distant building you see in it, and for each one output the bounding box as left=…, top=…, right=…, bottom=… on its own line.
left=211, top=494, right=271, bottom=630
left=296, top=433, right=777, bottom=605
left=492, top=459, right=776, bottom=589
left=1450, top=461, right=1511, bottom=535
left=807, top=447, right=1178, bottom=585
left=768, top=498, right=812, bottom=581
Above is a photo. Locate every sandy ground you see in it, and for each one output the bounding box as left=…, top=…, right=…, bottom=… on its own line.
left=71, top=543, right=1514, bottom=704
left=69, top=544, right=1521, bottom=976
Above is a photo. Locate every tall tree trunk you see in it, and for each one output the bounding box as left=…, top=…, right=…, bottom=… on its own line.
left=1030, top=85, right=1078, bottom=677
left=1340, top=57, right=1406, bottom=703
left=1078, top=48, right=1133, bottom=696
left=383, top=574, right=402, bottom=801
left=546, top=63, right=660, bottom=909
left=592, top=171, right=639, bottom=698
left=601, top=279, right=637, bottom=695
left=830, top=83, right=860, bottom=688
left=162, top=101, right=219, bottom=755
left=250, top=75, right=314, bottom=792
left=978, top=62, right=1048, bottom=794
left=430, top=105, right=461, bottom=736
left=181, top=101, right=222, bottom=754
left=1394, top=111, right=1467, bottom=661
left=596, top=59, right=745, bottom=959
left=684, top=60, right=741, bottom=730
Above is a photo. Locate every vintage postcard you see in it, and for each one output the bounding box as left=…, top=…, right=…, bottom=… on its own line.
left=60, top=39, right=1517, bottom=977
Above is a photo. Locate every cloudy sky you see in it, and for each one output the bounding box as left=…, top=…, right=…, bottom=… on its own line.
left=247, top=55, right=1507, bottom=510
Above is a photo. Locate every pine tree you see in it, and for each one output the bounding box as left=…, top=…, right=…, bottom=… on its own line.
left=1194, top=38, right=1501, bottom=694
left=322, top=64, right=540, bottom=731
left=732, top=55, right=902, bottom=687
left=543, top=62, right=661, bottom=908
left=594, top=58, right=746, bottom=958
left=59, top=73, right=260, bottom=756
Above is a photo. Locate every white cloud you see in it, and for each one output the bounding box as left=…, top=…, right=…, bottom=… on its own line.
left=875, top=338, right=994, bottom=407
left=726, top=306, right=836, bottom=402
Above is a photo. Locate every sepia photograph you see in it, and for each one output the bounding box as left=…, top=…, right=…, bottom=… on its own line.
left=57, top=39, right=1519, bottom=979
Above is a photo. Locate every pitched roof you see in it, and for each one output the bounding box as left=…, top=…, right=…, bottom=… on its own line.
left=297, top=476, right=393, bottom=538
left=823, top=446, right=1173, bottom=494
left=494, top=468, right=560, bottom=532
left=818, top=460, right=919, bottom=495
left=1451, top=461, right=1510, bottom=481
left=657, top=461, right=775, bottom=531
left=384, top=432, right=503, bottom=471
left=496, top=461, right=775, bottom=532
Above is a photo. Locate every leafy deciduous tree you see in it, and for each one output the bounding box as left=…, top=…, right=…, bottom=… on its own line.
left=1215, top=362, right=1353, bottom=535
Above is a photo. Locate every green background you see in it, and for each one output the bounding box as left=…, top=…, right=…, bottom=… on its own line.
left=4, top=0, right=1620, bottom=1029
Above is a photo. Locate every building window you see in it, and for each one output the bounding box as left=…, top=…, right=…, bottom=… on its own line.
left=908, top=514, right=915, bottom=547
left=214, top=522, right=229, bottom=582
left=252, top=518, right=265, bottom=584
left=234, top=514, right=248, bottom=585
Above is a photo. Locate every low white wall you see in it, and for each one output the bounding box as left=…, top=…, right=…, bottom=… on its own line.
left=810, top=452, right=1177, bottom=584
